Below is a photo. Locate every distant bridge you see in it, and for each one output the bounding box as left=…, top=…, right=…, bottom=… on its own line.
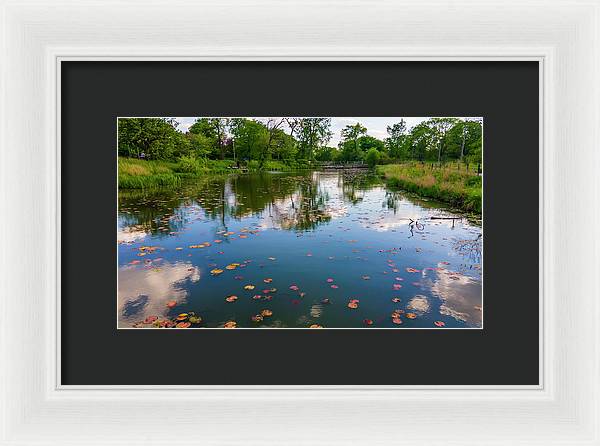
left=316, top=162, right=369, bottom=170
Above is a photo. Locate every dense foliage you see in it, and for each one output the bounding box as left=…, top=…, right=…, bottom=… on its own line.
left=118, top=117, right=482, bottom=167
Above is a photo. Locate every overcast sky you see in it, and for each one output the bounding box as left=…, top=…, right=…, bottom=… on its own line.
left=172, top=117, right=476, bottom=146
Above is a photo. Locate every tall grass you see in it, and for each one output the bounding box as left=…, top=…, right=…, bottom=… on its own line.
left=118, top=158, right=182, bottom=189
left=378, top=163, right=482, bottom=213
left=118, top=157, right=315, bottom=189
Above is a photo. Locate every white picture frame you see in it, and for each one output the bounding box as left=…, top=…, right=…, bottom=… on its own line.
left=1, top=0, right=598, bottom=444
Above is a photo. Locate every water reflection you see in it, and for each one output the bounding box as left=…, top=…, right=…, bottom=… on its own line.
left=429, top=268, right=483, bottom=327
left=118, top=261, right=200, bottom=326
left=118, top=171, right=483, bottom=328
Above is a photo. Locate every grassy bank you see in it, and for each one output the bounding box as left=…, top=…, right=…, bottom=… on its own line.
left=118, top=157, right=314, bottom=189
left=378, top=163, right=482, bottom=213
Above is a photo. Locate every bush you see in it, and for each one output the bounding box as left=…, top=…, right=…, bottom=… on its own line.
left=365, top=148, right=381, bottom=167
left=174, top=155, right=205, bottom=174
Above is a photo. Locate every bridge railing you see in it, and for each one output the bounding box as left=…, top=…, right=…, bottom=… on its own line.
left=313, top=161, right=369, bottom=168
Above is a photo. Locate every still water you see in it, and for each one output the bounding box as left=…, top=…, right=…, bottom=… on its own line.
left=118, top=171, right=482, bottom=328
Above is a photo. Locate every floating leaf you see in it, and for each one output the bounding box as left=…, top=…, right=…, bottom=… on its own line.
left=434, top=321, right=445, bottom=327
left=289, top=285, right=299, bottom=291
left=210, top=268, right=224, bottom=275
left=225, top=295, right=238, bottom=302
left=243, top=285, right=255, bottom=290
left=143, top=315, right=158, bottom=324
left=326, top=278, right=334, bottom=283
left=361, top=275, right=371, bottom=280
left=330, top=284, right=339, bottom=289
left=391, top=297, right=401, bottom=303
left=176, top=313, right=189, bottom=321
left=223, top=321, right=237, bottom=328
left=363, top=319, right=373, bottom=326
left=347, top=299, right=359, bottom=309
left=260, top=309, right=273, bottom=317
left=406, top=313, right=417, bottom=319
left=321, top=298, right=331, bottom=304
left=252, top=294, right=262, bottom=300
left=176, top=322, right=191, bottom=328
left=392, top=284, right=402, bottom=290
left=263, top=278, right=273, bottom=283
left=251, top=314, right=263, bottom=322
left=309, top=324, right=323, bottom=328
left=268, top=257, right=276, bottom=261
left=129, top=260, right=141, bottom=265
left=406, top=268, right=420, bottom=273
left=175, top=247, right=183, bottom=251
left=166, top=300, right=177, bottom=308
left=188, top=315, right=201, bottom=324
left=392, top=317, right=402, bottom=325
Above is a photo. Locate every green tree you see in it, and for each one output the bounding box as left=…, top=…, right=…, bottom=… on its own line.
left=427, top=117, right=460, bottom=164
left=229, top=118, right=269, bottom=162
left=188, top=118, right=230, bottom=159
left=314, top=146, right=338, bottom=162
left=365, top=148, right=381, bottom=167
left=358, top=135, right=385, bottom=153
left=339, top=123, right=367, bottom=161
left=463, top=119, right=483, bottom=165
left=434, top=118, right=483, bottom=165
left=293, top=118, right=332, bottom=160
left=385, top=120, right=407, bottom=159
left=259, top=118, right=286, bottom=167
left=118, top=117, right=188, bottom=160
left=270, top=128, right=297, bottom=160
left=186, top=132, right=212, bottom=158
left=406, top=122, right=435, bottom=162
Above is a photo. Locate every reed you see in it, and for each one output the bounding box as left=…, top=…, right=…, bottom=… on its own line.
left=378, top=163, right=482, bottom=213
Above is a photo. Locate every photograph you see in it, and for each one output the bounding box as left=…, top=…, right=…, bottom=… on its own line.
left=117, top=117, right=483, bottom=329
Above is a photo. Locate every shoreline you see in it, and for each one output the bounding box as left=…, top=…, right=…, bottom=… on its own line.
left=378, top=164, right=482, bottom=215
left=118, top=159, right=483, bottom=217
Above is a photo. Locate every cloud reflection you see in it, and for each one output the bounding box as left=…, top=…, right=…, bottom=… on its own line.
left=429, top=269, right=482, bottom=327
left=118, top=261, right=200, bottom=327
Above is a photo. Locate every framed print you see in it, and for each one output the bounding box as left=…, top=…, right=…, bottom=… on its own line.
left=1, top=1, right=599, bottom=445
left=61, top=61, right=538, bottom=386
left=117, top=115, right=485, bottom=331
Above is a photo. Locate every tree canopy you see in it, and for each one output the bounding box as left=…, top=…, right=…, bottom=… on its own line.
left=118, top=117, right=482, bottom=166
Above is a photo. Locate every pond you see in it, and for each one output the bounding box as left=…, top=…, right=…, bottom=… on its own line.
left=118, top=170, right=483, bottom=329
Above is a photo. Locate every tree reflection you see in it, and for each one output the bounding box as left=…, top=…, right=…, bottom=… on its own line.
left=119, top=171, right=379, bottom=234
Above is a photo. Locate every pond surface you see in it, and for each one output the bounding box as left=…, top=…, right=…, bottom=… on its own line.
left=118, top=171, right=482, bottom=329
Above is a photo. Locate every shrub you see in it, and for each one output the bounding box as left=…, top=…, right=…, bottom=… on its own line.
left=365, top=148, right=381, bottom=167
left=174, top=155, right=205, bottom=174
